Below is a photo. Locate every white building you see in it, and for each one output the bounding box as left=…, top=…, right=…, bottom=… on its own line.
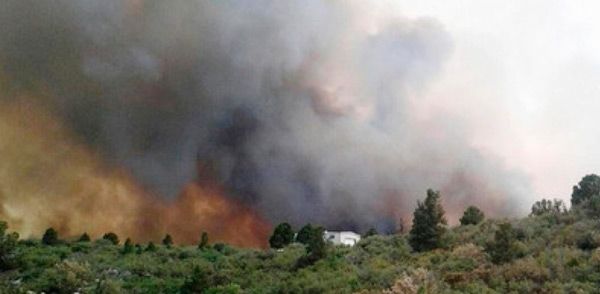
left=323, top=230, right=361, bottom=246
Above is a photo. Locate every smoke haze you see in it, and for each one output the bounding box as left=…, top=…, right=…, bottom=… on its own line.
left=3, top=0, right=576, bottom=243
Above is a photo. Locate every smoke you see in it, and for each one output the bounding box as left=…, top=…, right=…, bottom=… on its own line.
left=0, top=0, right=531, bottom=237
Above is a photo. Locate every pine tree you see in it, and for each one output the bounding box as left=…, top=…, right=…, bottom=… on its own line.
left=409, top=189, right=447, bottom=252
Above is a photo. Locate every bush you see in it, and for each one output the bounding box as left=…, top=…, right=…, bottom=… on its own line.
left=199, top=232, right=209, bottom=249
left=78, top=233, right=91, bottom=242
left=486, top=223, right=517, bottom=264
left=0, top=221, right=20, bottom=270
left=460, top=206, right=485, bottom=226
left=42, top=228, right=59, bottom=245
left=102, top=232, right=119, bottom=245
left=572, top=174, right=600, bottom=206
left=163, top=234, right=173, bottom=248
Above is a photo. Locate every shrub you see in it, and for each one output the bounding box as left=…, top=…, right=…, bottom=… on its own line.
left=0, top=221, right=20, bottom=270
left=460, top=206, right=485, bottom=226
left=486, top=223, right=517, bottom=264
left=162, top=234, right=173, bottom=248
left=42, top=228, right=59, bottom=245
left=199, top=231, right=209, bottom=249
left=122, top=238, right=134, bottom=254
left=78, top=233, right=91, bottom=242
left=102, top=232, right=119, bottom=245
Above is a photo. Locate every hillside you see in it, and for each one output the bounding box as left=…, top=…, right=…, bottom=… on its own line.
left=2, top=176, right=600, bottom=293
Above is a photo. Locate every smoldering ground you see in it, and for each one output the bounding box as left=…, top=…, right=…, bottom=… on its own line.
left=0, top=0, right=531, bottom=241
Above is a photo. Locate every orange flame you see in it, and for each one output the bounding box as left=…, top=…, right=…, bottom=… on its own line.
left=0, top=99, right=270, bottom=248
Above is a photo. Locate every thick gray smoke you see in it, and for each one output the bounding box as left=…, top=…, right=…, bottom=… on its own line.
left=0, top=0, right=531, bottom=232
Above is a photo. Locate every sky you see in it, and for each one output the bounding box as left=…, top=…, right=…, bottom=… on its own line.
left=395, top=0, right=600, bottom=202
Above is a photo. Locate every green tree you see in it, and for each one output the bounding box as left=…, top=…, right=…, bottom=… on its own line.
left=486, top=222, right=517, bottom=264
left=135, top=244, right=143, bottom=255
left=146, top=242, right=157, bottom=252
left=42, top=227, right=59, bottom=245
left=296, top=224, right=314, bottom=244
left=162, top=234, right=173, bottom=248
left=460, top=206, right=485, bottom=225
left=530, top=199, right=566, bottom=216
left=102, top=232, right=119, bottom=245
left=409, top=189, right=447, bottom=252
left=78, top=232, right=91, bottom=242
left=0, top=221, right=20, bottom=270
left=181, top=266, right=214, bottom=293
left=296, top=225, right=327, bottom=267
left=122, top=238, right=134, bottom=254
left=198, top=231, right=209, bottom=249
left=572, top=174, right=600, bottom=206
left=269, top=222, right=294, bottom=249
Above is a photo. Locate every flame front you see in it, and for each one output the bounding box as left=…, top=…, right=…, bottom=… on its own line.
left=0, top=99, right=270, bottom=247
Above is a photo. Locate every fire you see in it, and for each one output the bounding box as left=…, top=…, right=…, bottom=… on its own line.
left=0, top=99, right=270, bottom=248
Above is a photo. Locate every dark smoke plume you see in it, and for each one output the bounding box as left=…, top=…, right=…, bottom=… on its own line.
left=0, top=0, right=531, bottom=234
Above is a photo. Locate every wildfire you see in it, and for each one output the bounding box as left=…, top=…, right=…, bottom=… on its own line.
left=0, top=99, right=270, bottom=248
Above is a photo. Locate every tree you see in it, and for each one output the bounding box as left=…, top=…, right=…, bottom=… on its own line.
left=409, top=189, right=447, bottom=252
left=460, top=206, right=485, bottom=225
left=572, top=174, right=600, bottom=206
left=486, top=222, right=517, bottom=264
left=146, top=242, right=157, bottom=252
left=269, top=222, right=294, bottom=249
left=162, top=234, right=173, bottom=248
left=198, top=232, right=209, bottom=250
left=78, top=233, right=91, bottom=242
left=102, top=232, right=119, bottom=245
left=296, top=224, right=314, bottom=244
left=0, top=221, right=20, bottom=270
left=122, top=238, right=134, bottom=254
left=363, top=228, right=379, bottom=238
left=530, top=199, right=566, bottom=216
left=296, top=225, right=327, bottom=268
left=42, top=227, right=59, bottom=245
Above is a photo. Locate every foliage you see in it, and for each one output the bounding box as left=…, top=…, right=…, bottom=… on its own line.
left=460, top=206, right=485, bottom=226
left=571, top=174, right=600, bottom=205
left=122, top=238, right=134, bottom=254
left=409, top=189, right=447, bottom=252
left=199, top=231, right=209, bottom=249
left=42, top=227, right=59, bottom=245
left=0, top=221, right=20, bottom=270
left=269, top=222, right=294, bottom=249
left=486, top=222, right=517, bottom=264
left=530, top=198, right=566, bottom=216
left=296, top=224, right=314, bottom=244
left=78, top=232, right=91, bottom=242
left=163, top=234, right=173, bottom=248
left=364, top=228, right=379, bottom=238
left=102, top=232, right=119, bottom=245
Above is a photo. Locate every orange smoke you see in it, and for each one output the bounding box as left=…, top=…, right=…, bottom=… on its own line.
left=0, top=98, right=270, bottom=248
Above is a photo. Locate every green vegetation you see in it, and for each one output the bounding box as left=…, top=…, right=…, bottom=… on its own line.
left=4, top=175, right=600, bottom=292
left=268, top=222, right=294, bottom=249
left=460, top=206, right=485, bottom=226
left=409, top=189, right=447, bottom=252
